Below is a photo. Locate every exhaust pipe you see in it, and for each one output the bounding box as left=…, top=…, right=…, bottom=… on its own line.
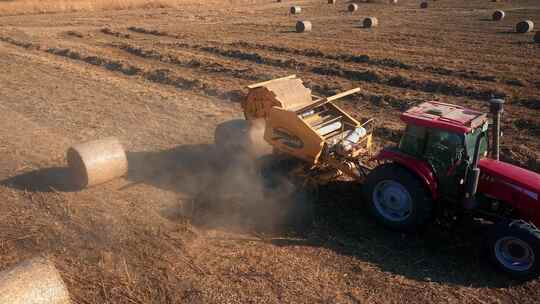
left=489, top=98, right=505, bottom=161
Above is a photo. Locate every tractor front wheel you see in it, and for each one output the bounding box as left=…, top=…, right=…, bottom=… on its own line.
left=486, top=220, right=540, bottom=280
left=363, top=163, right=433, bottom=232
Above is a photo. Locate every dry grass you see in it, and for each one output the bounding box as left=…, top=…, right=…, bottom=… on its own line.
left=0, top=0, right=182, bottom=15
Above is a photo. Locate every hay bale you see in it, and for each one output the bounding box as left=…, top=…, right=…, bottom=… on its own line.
left=296, top=20, right=312, bottom=33
left=363, top=17, right=378, bottom=28
left=0, top=257, right=71, bottom=304
left=67, top=137, right=127, bottom=188
left=390, top=0, right=398, bottom=4
left=328, top=0, right=336, bottom=4
left=492, top=10, right=505, bottom=21
left=348, top=3, right=358, bottom=12
left=516, top=20, right=534, bottom=33
left=290, top=6, right=301, bottom=14
left=420, top=1, right=428, bottom=8
left=535, top=31, right=540, bottom=43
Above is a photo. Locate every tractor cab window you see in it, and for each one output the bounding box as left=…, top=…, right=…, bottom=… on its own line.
left=424, top=130, right=464, bottom=160
left=424, top=130, right=465, bottom=177
left=399, top=125, right=427, bottom=157
left=465, top=126, right=488, bottom=161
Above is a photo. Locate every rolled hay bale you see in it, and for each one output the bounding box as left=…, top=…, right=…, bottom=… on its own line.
left=363, top=17, right=379, bottom=28
left=492, top=10, right=505, bottom=21
left=390, top=0, right=398, bottom=4
left=328, top=0, right=336, bottom=4
left=420, top=2, right=428, bottom=9
left=0, top=257, right=71, bottom=304
left=535, top=31, right=540, bottom=43
left=516, top=20, right=534, bottom=33
left=296, top=20, right=312, bottom=33
left=67, top=137, right=128, bottom=188
left=348, top=3, right=358, bottom=12
left=290, top=6, right=301, bottom=14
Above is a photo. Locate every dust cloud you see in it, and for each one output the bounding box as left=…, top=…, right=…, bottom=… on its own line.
left=126, top=119, right=314, bottom=234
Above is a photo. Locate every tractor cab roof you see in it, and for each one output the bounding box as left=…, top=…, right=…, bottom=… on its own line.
left=401, top=101, right=487, bottom=134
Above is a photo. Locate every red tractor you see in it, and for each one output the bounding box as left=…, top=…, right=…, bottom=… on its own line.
left=364, top=99, right=540, bottom=280
left=232, top=76, right=540, bottom=279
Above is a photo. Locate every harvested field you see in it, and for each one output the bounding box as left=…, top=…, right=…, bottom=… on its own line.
left=0, top=0, right=539, bottom=303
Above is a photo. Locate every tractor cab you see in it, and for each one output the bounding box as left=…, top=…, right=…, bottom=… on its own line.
left=396, top=101, right=489, bottom=199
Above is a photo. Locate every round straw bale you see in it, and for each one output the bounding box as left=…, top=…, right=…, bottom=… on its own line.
left=348, top=3, right=358, bottom=12
left=363, top=17, right=378, bottom=28
left=328, top=0, right=336, bottom=4
left=67, top=137, right=127, bottom=188
left=492, top=10, right=505, bottom=21
left=0, top=257, right=71, bottom=304
left=390, top=0, right=398, bottom=4
left=420, top=2, right=428, bottom=8
left=535, top=31, right=540, bottom=43
left=296, top=20, right=312, bottom=33
left=290, top=6, right=301, bottom=14
left=516, top=20, right=534, bottom=33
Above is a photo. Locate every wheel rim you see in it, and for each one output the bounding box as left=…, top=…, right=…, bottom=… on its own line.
left=372, top=180, right=413, bottom=222
left=494, top=236, right=535, bottom=272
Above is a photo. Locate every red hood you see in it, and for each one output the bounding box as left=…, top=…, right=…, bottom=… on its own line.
left=479, top=158, right=540, bottom=196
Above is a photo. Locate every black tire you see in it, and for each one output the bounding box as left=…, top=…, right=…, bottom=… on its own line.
left=363, top=163, right=433, bottom=232
left=485, top=220, right=540, bottom=280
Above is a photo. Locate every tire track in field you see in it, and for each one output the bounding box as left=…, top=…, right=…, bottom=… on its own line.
left=45, top=47, right=245, bottom=102
left=228, top=41, right=525, bottom=86
left=120, top=27, right=538, bottom=110
left=170, top=41, right=507, bottom=101
left=108, top=42, right=272, bottom=82
left=100, top=30, right=540, bottom=119
left=123, top=27, right=539, bottom=111
left=96, top=30, right=430, bottom=111
left=124, top=27, right=527, bottom=88
left=0, top=34, right=414, bottom=117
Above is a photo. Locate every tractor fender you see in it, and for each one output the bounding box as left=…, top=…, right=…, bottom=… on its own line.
left=373, top=149, right=439, bottom=200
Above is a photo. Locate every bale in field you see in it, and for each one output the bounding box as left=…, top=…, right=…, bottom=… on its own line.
left=492, top=10, right=505, bottom=21
left=0, top=257, right=71, bottom=304
left=328, top=0, right=336, bottom=4
left=290, top=6, right=301, bottom=14
left=348, top=3, right=358, bottom=12
left=363, top=17, right=378, bottom=28
left=516, top=20, right=534, bottom=33
left=67, top=137, right=128, bottom=188
left=390, top=0, right=398, bottom=4
left=296, top=21, right=312, bottom=33
left=535, top=31, right=540, bottom=43
left=420, top=1, right=428, bottom=8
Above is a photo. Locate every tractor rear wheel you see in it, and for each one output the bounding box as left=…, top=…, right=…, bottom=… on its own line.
left=486, top=220, right=540, bottom=280
left=364, top=163, right=433, bottom=232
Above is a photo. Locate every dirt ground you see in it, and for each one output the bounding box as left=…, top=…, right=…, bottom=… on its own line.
left=0, top=0, right=539, bottom=303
